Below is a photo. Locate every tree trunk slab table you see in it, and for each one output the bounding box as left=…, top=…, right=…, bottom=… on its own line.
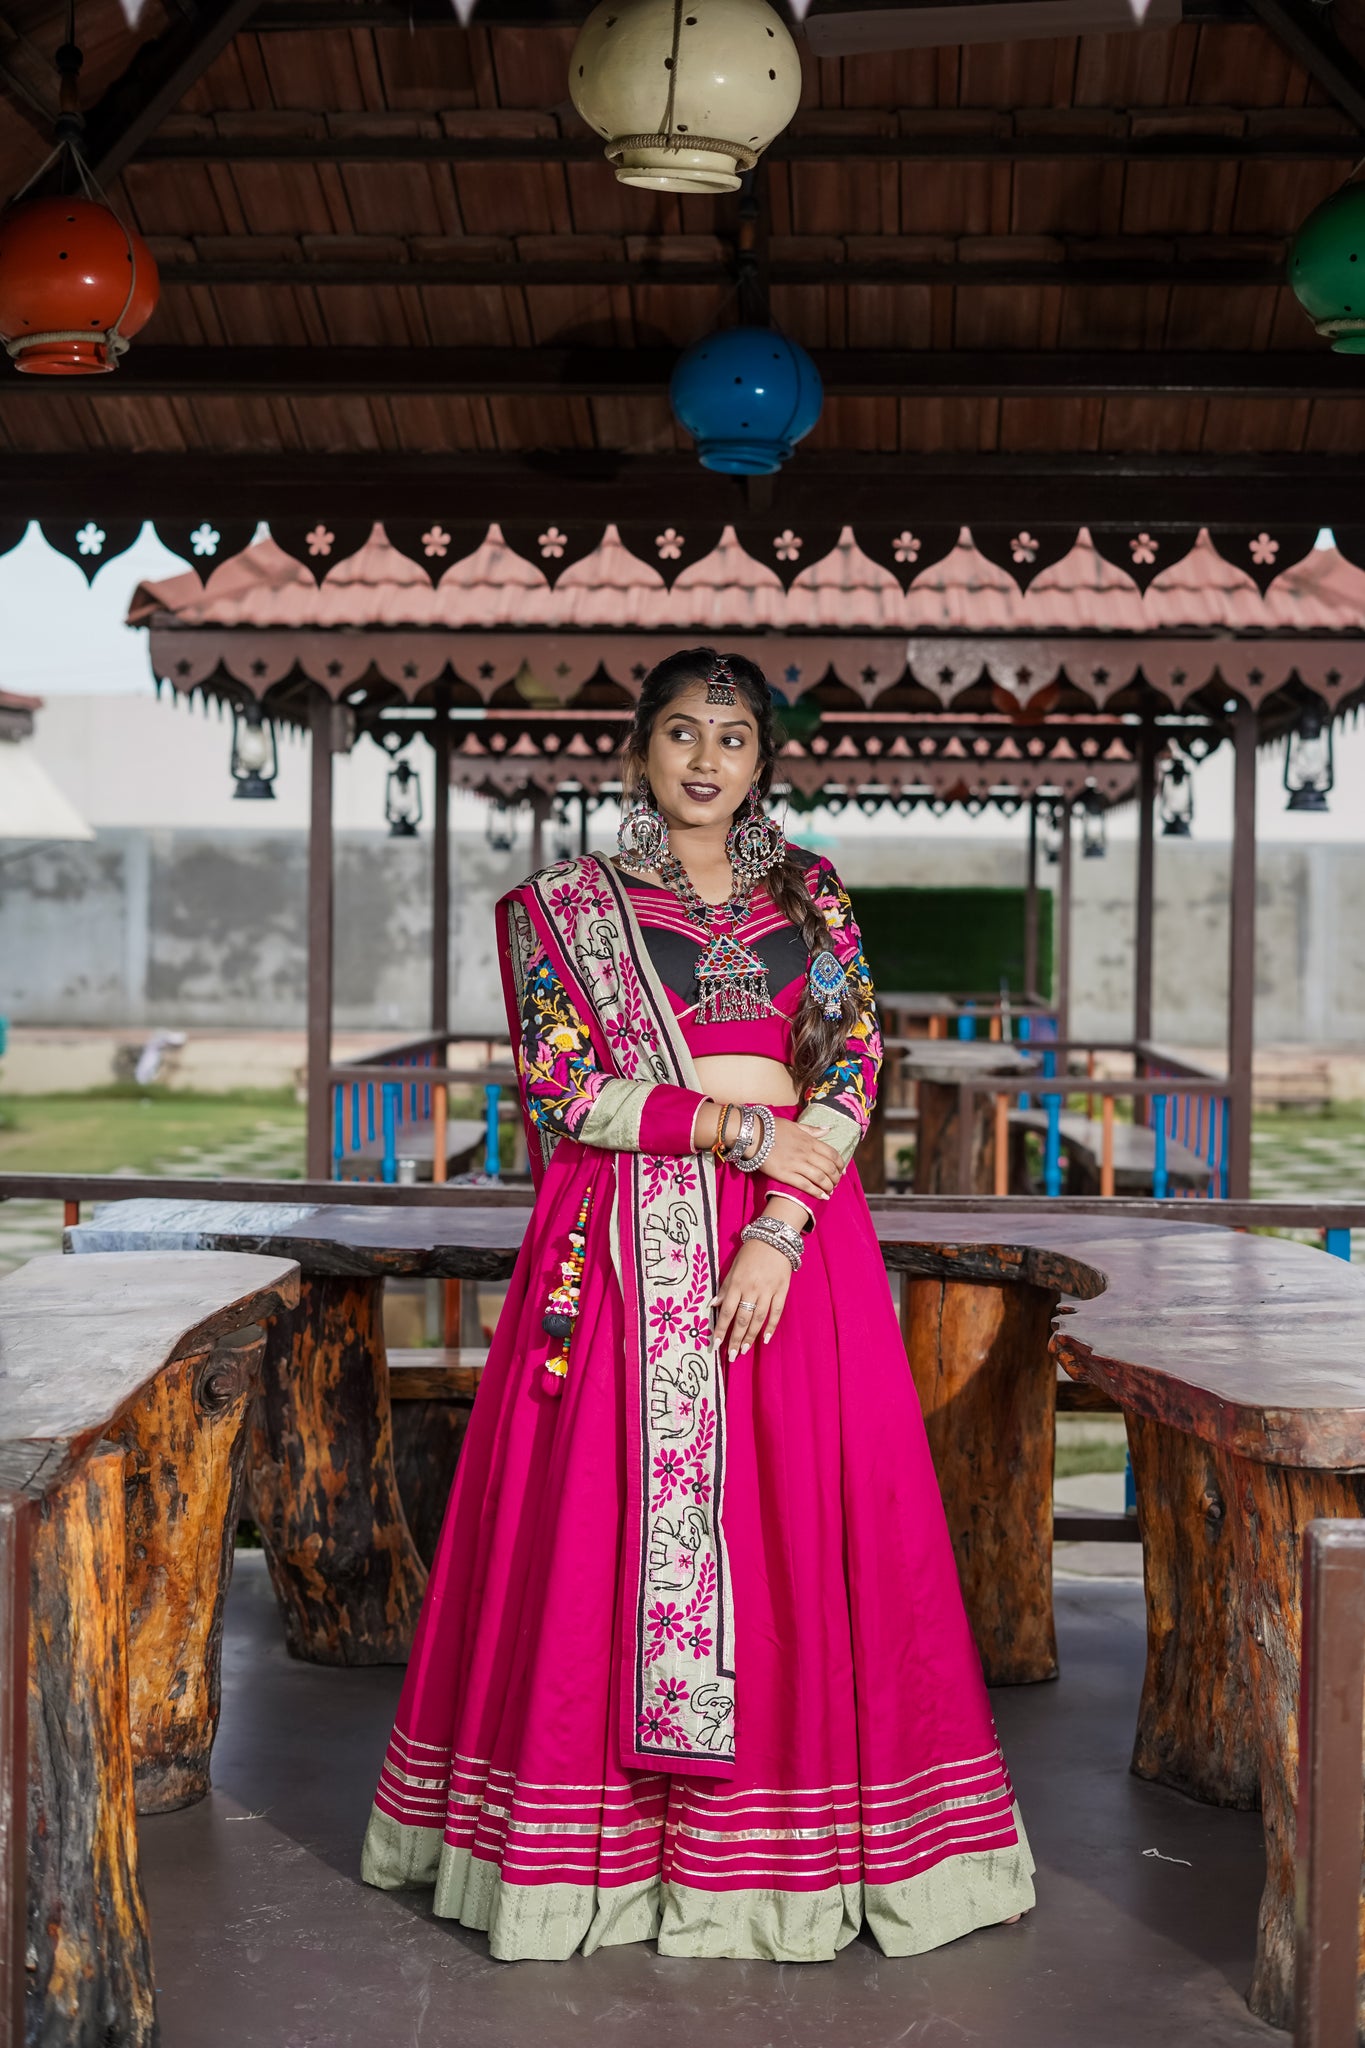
left=69, top=1199, right=532, bottom=1669
left=897, top=1042, right=1040, bottom=1194
left=67, top=1198, right=1365, bottom=2035
left=1049, top=1227, right=1365, bottom=2037
left=0, top=1248, right=300, bottom=2048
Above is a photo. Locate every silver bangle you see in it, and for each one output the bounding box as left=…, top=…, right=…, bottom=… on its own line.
left=720, top=1102, right=757, bottom=1166
left=733, top=1102, right=776, bottom=1173
left=741, top=1215, right=804, bottom=1271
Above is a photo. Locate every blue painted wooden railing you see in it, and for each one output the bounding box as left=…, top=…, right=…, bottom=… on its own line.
left=330, top=1037, right=507, bottom=1185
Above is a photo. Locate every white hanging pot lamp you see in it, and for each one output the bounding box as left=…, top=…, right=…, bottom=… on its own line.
left=570, top=0, right=802, bottom=194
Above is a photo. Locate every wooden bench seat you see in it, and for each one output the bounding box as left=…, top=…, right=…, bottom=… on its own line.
left=1253, top=1059, right=1333, bottom=1113
left=1010, top=1108, right=1209, bottom=1192
left=1, top=1249, right=300, bottom=2048
left=386, top=1345, right=489, bottom=1565
left=339, top=1117, right=487, bottom=1182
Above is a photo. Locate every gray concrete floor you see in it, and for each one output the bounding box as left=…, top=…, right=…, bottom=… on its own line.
left=138, top=1554, right=1281, bottom=2048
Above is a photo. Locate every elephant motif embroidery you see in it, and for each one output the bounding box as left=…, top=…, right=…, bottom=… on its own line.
left=649, top=1351, right=709, bottom=1440
left=643, top=1200, right=698, bottom=1286
left=573, top=918, right=620, bottom=1010
left=648, top=1505, right=709, bottom=1589
left=690, top=1681, right=735, bottom=1755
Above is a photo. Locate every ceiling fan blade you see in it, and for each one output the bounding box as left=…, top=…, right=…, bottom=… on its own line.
left=803, top=0, right=1181, bottom=58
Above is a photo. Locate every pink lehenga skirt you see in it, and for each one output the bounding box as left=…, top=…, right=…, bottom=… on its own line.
left=361, top=1128, right=1036, bottom=1962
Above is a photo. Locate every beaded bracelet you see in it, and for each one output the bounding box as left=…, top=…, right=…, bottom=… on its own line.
left=740, top=1213, right=804, bottom=1271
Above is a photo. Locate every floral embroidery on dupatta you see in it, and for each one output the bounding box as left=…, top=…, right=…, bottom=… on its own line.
left=510, top=855, right=737, bottom=1775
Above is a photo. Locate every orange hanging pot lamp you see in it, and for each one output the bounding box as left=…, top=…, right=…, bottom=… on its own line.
left=0, top=27, right=159, bottom=375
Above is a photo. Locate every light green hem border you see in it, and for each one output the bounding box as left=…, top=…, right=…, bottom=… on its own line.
left=361, top=1802, right=1036, bottom=1964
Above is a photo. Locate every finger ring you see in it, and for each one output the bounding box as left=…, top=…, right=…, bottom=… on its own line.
left=738, top=1300, right=757, bottom=1311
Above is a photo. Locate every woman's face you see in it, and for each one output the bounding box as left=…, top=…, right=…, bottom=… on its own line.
left=643, top=681, right=761, bottom=833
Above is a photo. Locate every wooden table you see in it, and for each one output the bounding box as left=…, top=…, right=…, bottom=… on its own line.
left=866, top=1206, right=1365, bottom=2037
left=69, top=1197, right=1365, bottom=2034
left=69, top=1198, right=532, bottom=1668
left=1, top=1249, right=300, bottom=2047
left=895, top=1041, right=1040, bottom=1194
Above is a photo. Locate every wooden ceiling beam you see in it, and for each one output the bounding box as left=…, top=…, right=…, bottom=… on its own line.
left=1248, top=0, right=1365, bottom=132
left=3, top=449, right=1355, bottom=526
left=3, top=345, right=1346, bottom=398
left=137, top=121, right=1359, bottom=163
left=247, top=0, right=1253, bottom=24
left=50, top=0, right=266, bottom=190
left=153, top=248, right=1293, bottom=289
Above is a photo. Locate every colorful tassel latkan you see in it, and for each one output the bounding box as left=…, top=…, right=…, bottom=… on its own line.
left=539, top=1190, right=591, bottom=1397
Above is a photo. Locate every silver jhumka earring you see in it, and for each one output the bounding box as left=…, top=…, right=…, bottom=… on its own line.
left=617, top=782, right=669, bottom=872
left=726, top=787, right=785, bottom=883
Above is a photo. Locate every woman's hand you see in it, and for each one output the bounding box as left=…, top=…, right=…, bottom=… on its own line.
left=758, top=1119, right=844, bottom=1203
left=713, top=1236, right=793, bottom=1363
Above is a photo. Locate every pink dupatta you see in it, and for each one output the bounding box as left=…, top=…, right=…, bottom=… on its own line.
left=497, top=854, right=737, bottom=1777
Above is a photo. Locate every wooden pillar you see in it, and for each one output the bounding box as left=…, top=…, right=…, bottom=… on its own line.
left=1219, top=1455, right=1365, bottom=2032
left=1023, top=798, right=1039, bottom=998
left=1056, top=797, right=1073, bottom=1040
left=247, top=1275, right=426, bottom=1665
left=430, top=688, right=451, bottom=1042
left=1228, top=702, right=1257, bottom=1201
left=114, top=1332, right=265, bottom=1812
left=26, top=1447, right=156, bottom=2045
left=1134, top=717, right=1157, bottom=1046
left=306, top=692, right=336, bottom=1182
left=901, top=1275, right=1059, bottom=1684
left=1124, top=1412, right=1258, bottom=1808
left=0, top=1491, right=27, bottom=2048
left=529, top=789, right=551, bottom=873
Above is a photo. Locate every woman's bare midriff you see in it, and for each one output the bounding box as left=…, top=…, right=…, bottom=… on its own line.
left=693, top=1054, right=800, bottom=1108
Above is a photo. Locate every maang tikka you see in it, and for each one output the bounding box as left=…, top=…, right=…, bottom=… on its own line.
left=706, top=656, right=738, bottom=706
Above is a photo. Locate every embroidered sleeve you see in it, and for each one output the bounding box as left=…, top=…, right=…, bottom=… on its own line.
left=515, top=936, right=705, bottom=1155
left=795, top=858, right=883, bottom=1171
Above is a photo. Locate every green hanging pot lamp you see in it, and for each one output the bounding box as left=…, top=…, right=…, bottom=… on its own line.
left=1289, top=177, right=1365, bottom=353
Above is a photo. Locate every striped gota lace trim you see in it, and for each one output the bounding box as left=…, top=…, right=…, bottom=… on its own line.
left=373, top=1733, right=1020, bottom=1894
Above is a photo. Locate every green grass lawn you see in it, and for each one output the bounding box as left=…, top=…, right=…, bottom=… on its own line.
left=0, top=1086, right=305, bottom=1177
left=1055, top=1440, right=1128, bottom=1478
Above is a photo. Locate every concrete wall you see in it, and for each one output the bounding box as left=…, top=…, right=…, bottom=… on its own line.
left=2, top=825, right=1363, bottom=1047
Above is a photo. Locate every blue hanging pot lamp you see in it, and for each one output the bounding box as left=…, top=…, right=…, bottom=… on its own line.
left=670, top=325, right=823, bottom=475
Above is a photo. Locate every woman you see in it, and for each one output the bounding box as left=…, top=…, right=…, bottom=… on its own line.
left=362, top=648, right=1035, bottom=1963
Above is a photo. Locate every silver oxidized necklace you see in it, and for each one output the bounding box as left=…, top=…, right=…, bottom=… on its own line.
left=656, top=850, right=774, bottom=1025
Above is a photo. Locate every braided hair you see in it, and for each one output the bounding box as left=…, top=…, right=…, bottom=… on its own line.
left=620, top=646, right=856, bottom=1102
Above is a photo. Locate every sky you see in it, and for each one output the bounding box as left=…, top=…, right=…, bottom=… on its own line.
left=2, top=520, right=1361, bottom=846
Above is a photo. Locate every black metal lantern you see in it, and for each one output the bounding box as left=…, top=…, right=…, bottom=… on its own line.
left=1158, top=755, right=1194, bottom=838
left=1042, top=802, right=1062, bottom=865
left=1283, top=706, right=1334, bottom=813
left=485, top=800, right=516, bottom=854
left=385, top=756, right=423, bottom=837
left=1081, top=789, right=1107, bottom=859
left=229, top=699, right=278, bottom=800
